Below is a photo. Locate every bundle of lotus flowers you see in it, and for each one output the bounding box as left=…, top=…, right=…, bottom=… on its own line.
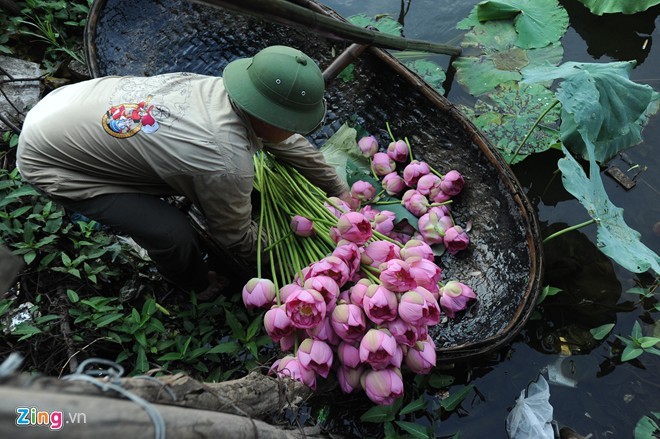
left=243, top=127, right=476, bottom=405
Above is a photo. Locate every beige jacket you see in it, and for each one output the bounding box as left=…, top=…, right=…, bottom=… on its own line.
left=17, top=73, right=348, bottom=260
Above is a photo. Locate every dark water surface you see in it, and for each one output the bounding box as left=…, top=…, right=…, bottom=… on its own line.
left=319, top=1, right=660, bottom=437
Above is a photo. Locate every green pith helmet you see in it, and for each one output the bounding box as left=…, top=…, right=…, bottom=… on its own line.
left=223, top=45, right=326, bottom=134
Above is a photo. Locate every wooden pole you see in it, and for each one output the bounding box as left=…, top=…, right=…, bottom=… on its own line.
left=187, top=0, right=462, bottom=56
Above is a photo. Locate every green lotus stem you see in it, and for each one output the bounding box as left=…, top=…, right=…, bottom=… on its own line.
left=256, top=153, right=267, bottom=278
left=404, top=136, right=415, bottom=162
left=386, top=121, right=396, bottom=143
left=542, top=218, right=597, bottom=243
left=373, top=200, right=401, bottom=205
left=371, top=229, right=403, bottom=247
left=264, top=231, right=294, bottom=252
left=509, top=99, right=561, bottom=165
left=429, top=200, right=453, bottom=207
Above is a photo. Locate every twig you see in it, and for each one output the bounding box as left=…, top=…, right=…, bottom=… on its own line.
left=0, top=112, right=21, bottom=134
left=58, top=337, right=108, bottom=379
left=57, top=286, right=78, bottom=374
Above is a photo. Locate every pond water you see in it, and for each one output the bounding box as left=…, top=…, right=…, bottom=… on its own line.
left=319, top=1, right=659, bottom=437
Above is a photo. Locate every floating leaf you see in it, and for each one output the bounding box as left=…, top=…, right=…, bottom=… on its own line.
left=523, top=61, right=660, bottom=163
left=458, top=0, right=569, bottom=49
left=454, top=19, right=563, bottom=96
left=441, top=384, right=475, bottom=411
left=461, top=82, right=560, bottom=163
left=590, top=323, right=615, bottom=340
left=395, top=421, right=431, bottom=438
left=634, top=412, right=660, bottom=439
left=320, top=123, right=370, bottom=184
left=403, top=59, right=446, bottom=94
left=577, top=0, right=660, bottom=15
left=348, top=14, right=403, bottom=37
left=557, top=141, right=660, bottom=274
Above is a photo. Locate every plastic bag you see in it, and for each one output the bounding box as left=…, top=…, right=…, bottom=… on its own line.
left=506, top=375, right=554, bottom=439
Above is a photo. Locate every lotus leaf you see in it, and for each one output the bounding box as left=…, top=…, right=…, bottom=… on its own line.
left=557, top=139, right=660, bottom=275
left=320, top=123, right=369, bottom=184
left=523, top=61, right=660, bottom=163
left=348, top=14, right=403, bottom=37
left=461, top=83, right=560, bottom=164
left=458, top=0, right=569, bottom=49
left=403, top=59, right=446, bottom=94
left=577, top=0, right=660, bottom=15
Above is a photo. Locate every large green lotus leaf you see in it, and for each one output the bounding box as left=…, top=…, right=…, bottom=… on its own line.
left=348, top=14, right=403, bottom=37
left=461, top=19, right=518, bottom=53
left=523, top=61, right=660, bottom=163
left=455, top=41, right=562, bottom=96
left=402, top=59, right=446, bottom=94
left=461, top=82, right=560, bottom=164
left=458, top=0, right=568, bottom=49
left=320, top=123, right=370, bottom=183
left=557, top=139, right=660, bottom=275
left=577, top=0, right=660, bottom=15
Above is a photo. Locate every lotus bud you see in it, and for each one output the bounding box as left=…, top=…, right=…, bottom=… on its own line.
left=379, top=259, right=417, bottom=293
left=440, top=170, right=464, bottom=196
left=444, top=225, right=470, bottom=255
left=308, top=256, right=351, bottom=287
left=382, top=172, right=406, bottom=196
left=290, top=215, right=315, bottom=237
left=297, top=338, right=334, bottom=378
left=372, top=210, right=396, bottom=236
left=275, top=355, right=317, bottom=390
left=403, top=160, right=431, bottom=187
left=337, top=341, right=362, bottom=368
left=242, top=277, right=277, bottom=310
left=361, top=367, right=404, bottom=405
left=417, top=209, right=453, bottom=244
left=361, top=240, right=401, bottom=267
left=358, top=135, right=379, bottom=158
left=306, top=315, right=341, bottom=346
left=408, top=256, right=442, bottom=295
left=348, top=278, right=372, bottom=306
left=386, top=140, right=409, bottom=162
left=439, top=281, right=476, bottom=318
left=398, top=287, right=441, bottom=326
left=285, top=287, right=326, bottom=329
left=337, top=365, right=365, bottom=394
left=362, top=284, right=399, bottom=325
left=331, top=303, right=367, bottom=343
left=332, top=240, right=361, bottom=278
left=416, top=174, right=442, bottom=196
left=324, top=197, right=352, bottom=218
left=400, top=239, right=435, bottom=262
left=350, top=180, right=377, bottom=202
left=264, top=305, right=294, bottom=342
left=402, top=189, right=429, bottom=217
left=385, top=318, right=419, bottom=347
left=404, top=338, right=436, bottom=374
left=304, top=275, right=340, bottom=313
left=336, top=212, right=373, bottom=245
left=359, top=328, right=402, bottom=370
left=371, top=152, right=396, bottom=176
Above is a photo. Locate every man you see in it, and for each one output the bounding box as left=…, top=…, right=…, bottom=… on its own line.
left=17, top=45, right=350, bottom=298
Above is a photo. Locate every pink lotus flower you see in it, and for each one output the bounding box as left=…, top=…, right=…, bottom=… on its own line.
left=416, top=174, right=442, bottom=196
left=361, top=240, right=401, bottom=267
left=349, top=278, right=372, bottom=306
left=361, top=367, right=404, bottom=405
left=417, top=209, right=453, bottom=244
left=398, top=287, right=441, bottom=326
left=285, top=288, right=326, bottom=329
left=274, top=355, right=317, bottom=389
left=440, top=170, right=464, bottom=196
left=308, top=256, right=351, bottom=287
left=444, top=225, right=470, bottom=255
left=264, top=305, right=294, bottom=342
left=386, top=318, right=419, bottom=347
left=372, top=152, right=396, bottom=176
left=359, top=205, right=379, bottom=221
left=362, top=284, right=399, bottom=324
left=359, top=328, right=402, bottom=370
left=331, top=303, right=367, bottom=343
left=403, top=160, right=431, bottom=187
left=351, top=180, right=377, bottom=202
left=439, top=281, right=476, bottom=318
left=279, top=331, right=297, bottom=352
left=332, top=240, right=361, bottom=278
left=290, top=215, right=315, bottom=237
left=408, top=256, right=442, bottom=295
left=431, top=189, right=452, bottom=204
left=386, top=140, right=409, bottom=162
left=372, top=211, right=396, bottom=236
left=402, top=189, right=429, bottom=217
left=303, top=276, right=340, bottom=313
left=338, top=341, right=361, bottom=368
left=382, top=172, right=406, bottom=196
left=242, top=278, right=277, bottom=310
left=379, top=259, right=417, bottom=293
left=336, top=212, right=373, bottom=245
left=405, top=338, right=436, bottom=374
left=324, top=197, right=352, bottom=218
left=400, top=239, right=435, bottom=262
left=297, top=338, right=334, bottom=378
left=306, top=315, right=341, bottom=346
left=358, top=135, right=379, bottom=158
left=337, top=365, right=365, bottom=394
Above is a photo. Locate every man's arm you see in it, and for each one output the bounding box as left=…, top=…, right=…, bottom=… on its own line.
left=265, top=134, right=350, bottom=197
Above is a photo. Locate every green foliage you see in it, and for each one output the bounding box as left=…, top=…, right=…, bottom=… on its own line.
left=536, top=285, right=562, bottom=305
left=590, top=323, right=615, bottom=340
left=402, top=59, right=446, bottom=95
left=616, top=321, right=660, bottom=362
left=348, top=14, right=403, bottom=37
left=635, top=412, right=660, bottom=439
left=523, top=61, right=660, bottom=163
left=577, top=0, right=660, bottom=15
